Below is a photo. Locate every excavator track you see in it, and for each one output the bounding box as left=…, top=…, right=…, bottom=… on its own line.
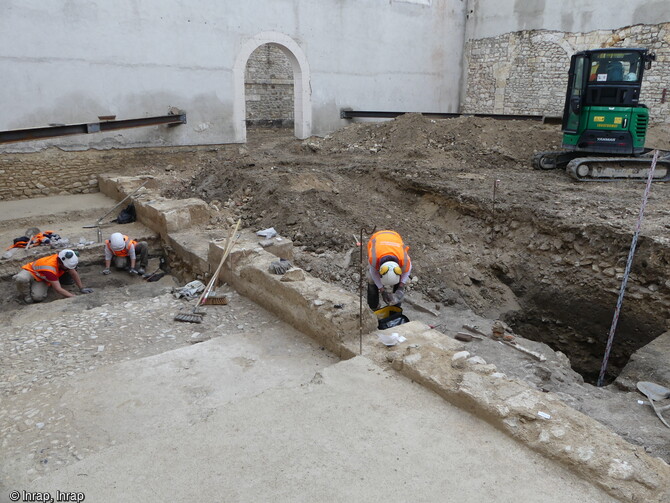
left=531, top=150, right=581, bottom=170
left=566, top=153, right=670, bottom=182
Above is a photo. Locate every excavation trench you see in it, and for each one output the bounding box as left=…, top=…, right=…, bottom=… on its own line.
left=169, top=155, right=669, bottom=388
left=0, top=250, right=170, bottom=314
left=502, top=282, right=666, bottom=385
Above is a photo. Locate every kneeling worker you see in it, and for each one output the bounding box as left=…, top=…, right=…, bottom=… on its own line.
left=14, top=249, right=93, bottom=303
left=103, top=232, right=148, bottom=275
left=367, top=230, right=412, bottom=309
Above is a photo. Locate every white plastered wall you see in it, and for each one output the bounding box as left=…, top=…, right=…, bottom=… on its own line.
left=0, top=0, right=465, bottom=151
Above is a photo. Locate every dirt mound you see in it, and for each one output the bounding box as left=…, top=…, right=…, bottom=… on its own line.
left=163, top=117, right=568, bottom=319
left=163, top=115, right=670, bottom=325
left=646, top=123, right=670, bottom=151
left=306, top=113, right=561, bottom=165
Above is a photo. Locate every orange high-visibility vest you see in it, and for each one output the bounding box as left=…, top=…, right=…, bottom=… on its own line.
left=367, top=230, right=411, bottom=272
left=22, top=254, right=66, bottom=282
left=105, top=235, right=137, bottom=258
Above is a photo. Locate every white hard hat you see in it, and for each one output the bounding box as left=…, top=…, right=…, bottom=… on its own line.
left=58, top=249, right=79, bottom=269
left=379, top=261, right=401, bottom=287
left=110, top=232, right=125, bottom=251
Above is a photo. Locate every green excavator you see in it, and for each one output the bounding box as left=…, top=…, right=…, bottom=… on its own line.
left=533, top=48, right=670, bottom=181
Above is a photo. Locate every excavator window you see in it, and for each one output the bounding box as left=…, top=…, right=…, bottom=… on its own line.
left=589, top=52, right=642, bottom=84
left=562, top=54, right=587, bottom=132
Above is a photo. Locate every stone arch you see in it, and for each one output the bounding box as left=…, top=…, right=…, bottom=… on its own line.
left=233, top=32, right=312, bottom=142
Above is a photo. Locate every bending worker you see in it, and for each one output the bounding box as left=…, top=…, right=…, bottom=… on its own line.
left=367, top=230, right=412, bottom=309
left=103, top=232, right=148, bottom=275
left=14, top=249, right=93, bottom=303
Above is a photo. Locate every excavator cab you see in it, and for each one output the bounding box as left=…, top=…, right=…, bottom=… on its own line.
left=561, top=48, right=655, bottom=155
left=533, top=47, right=670, bottom=181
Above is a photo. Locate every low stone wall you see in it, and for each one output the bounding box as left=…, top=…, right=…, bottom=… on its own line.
left=375, top=323, right=670, bottom=503
left=0, top=150, right=99, bottom=200
left=212, top=241, right=376, bottom=358
left=0, top=144, right=229, bottom=201
left=463, top=22, right=670, bottom=123
left=98, top=175, right=210, bottom=239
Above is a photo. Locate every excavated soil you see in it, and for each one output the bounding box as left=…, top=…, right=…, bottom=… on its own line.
left=163, top=115, right=670, bottom=380
left=159, top=114, right=670, bottom=460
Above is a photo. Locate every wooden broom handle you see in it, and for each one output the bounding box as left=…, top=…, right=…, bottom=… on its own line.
left=195, top=219, right=241, bottom=306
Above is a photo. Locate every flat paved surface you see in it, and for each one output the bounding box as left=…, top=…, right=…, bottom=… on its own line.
left=0, top=193, right=114, bottom=223
left=16, top=354, right=613, bottom=503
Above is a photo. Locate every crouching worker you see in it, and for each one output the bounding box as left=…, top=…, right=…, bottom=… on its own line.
left=14, top=249, right=93, bottom=304
left=103, top=232, right=148, bottom=275
left=367, top=230, right=412, bottom=309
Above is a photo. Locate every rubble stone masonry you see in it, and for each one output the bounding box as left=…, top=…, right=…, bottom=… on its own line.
left=245, top=44, right=294, bottom=127
left=0, top=145, right=226, bottom=201
left=462, top=23, right=670, bottom=123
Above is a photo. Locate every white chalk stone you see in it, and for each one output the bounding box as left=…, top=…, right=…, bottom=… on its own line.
left=452, top=351, right=470, bottom=361
left=467, top=356, right=487, bottom=365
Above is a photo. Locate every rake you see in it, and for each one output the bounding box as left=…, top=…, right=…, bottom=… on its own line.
left=174, top=219, right=240, bottom=323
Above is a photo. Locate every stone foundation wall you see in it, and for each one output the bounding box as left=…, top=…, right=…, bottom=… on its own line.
left=0, top=150, right=99, bottom=200
left=245, top=44, right=294, bottom=127
left=463, top=23, right=670, bottom=123
left=0, top=144, right=228, bottom=201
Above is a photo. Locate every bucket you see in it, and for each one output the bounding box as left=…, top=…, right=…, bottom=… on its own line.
left=373, top=306, right=410, bottom=330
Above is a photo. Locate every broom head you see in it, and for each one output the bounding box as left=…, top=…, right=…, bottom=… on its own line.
left=202, top=295, right=229, bottom=306
left=174, top=310, right=205, bottom=323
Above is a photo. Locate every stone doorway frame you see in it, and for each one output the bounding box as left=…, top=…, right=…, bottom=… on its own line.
left=233, top=32, right=312, bottom=142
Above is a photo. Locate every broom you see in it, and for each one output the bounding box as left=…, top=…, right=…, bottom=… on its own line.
left=174, top=219, right=240, bottom=323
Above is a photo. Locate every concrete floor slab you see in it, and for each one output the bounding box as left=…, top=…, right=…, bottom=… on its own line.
left=21, top=357, right=612, bottom=502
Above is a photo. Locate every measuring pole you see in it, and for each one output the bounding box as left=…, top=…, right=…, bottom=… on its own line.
left=359, top=228, right=364, bottom=355
left=597, top=150, right=659, bottom=387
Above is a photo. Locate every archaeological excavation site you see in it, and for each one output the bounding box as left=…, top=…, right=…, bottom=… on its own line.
left=2, top=1, right=670, bottom=502
left=0, top=115, right=668, bottom=502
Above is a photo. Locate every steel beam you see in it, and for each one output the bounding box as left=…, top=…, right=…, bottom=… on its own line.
left=0, top=114, right=187, bottom=144
left=339, top=110, right=560, bottom=123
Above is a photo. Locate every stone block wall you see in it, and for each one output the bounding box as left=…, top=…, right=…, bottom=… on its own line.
left=0, top=144, right=229, bottom=201
left=0, top=150, right=99, bottom=200
left=245, top=44, right=294, bottom=127
left=463, top=23, right=670, bottom=123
